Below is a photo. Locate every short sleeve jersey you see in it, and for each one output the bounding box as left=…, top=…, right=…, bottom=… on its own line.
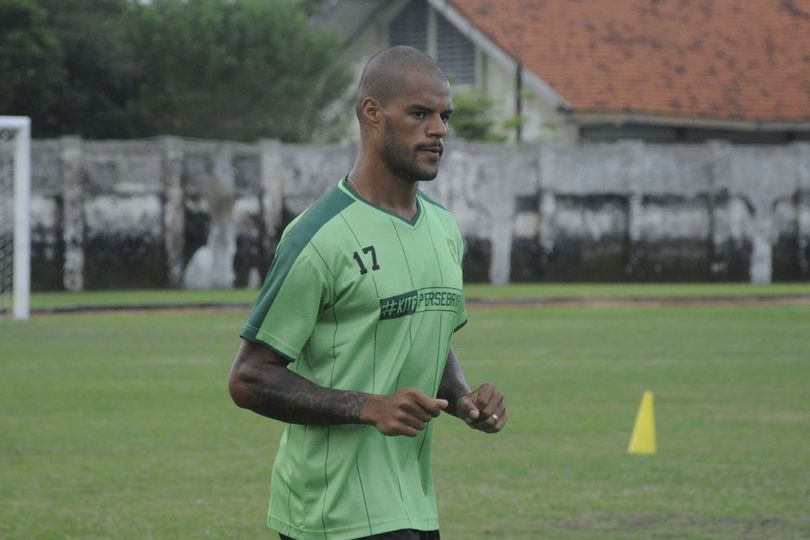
left=240, top=178, right=467, bottom=540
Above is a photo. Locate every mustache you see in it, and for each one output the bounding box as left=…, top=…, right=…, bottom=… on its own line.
left=416, top=143, right=443, bottom=153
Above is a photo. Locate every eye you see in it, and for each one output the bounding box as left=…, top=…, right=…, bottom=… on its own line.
left=411, top=111, right=427, bottom=119
left=440, top=113, right=451, bottom=124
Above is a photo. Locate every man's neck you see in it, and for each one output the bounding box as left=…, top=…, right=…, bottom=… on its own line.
left=348, top=161, right=419, bottom=221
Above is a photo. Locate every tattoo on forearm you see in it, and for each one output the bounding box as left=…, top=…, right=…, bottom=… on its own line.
left=247, top=365, right=368, bottom=425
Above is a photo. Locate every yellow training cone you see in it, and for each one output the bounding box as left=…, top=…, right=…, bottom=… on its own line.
left=628, top=390, right=657, bottom=455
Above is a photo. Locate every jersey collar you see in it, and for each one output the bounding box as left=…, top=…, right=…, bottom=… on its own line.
left=339, top=176, right=424, bottom=227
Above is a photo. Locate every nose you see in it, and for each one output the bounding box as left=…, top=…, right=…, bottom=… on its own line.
left=427, top=113, right=448, bottom=138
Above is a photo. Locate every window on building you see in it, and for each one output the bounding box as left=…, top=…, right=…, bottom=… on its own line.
left=436, top=12, right=475, bottom=84
left=388, top=0, right=475, bottom=85
left=389, top=0, right=428, bottom=52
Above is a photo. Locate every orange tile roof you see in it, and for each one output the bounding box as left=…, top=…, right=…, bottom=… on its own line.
left=450, top=0, right=810, bottom=123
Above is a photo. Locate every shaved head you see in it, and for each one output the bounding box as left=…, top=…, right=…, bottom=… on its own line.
left=355, top=46, right=448, bottom=120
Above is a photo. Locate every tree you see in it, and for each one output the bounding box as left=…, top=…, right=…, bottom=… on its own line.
left=127, top=0, right=352, bottom=142
left=297, top=0, right=327, bottom=17
left=450, top=91, right=508, bottom=142
left=35, top=0, right=145, bottom=138
left=0, top=0, right=65, bottom=135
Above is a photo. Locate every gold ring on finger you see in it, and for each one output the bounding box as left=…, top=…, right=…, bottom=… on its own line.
left=491, top=413, right=499, bottom=421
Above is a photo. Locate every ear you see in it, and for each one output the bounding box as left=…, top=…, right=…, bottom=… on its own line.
left=359, top=97, right=383, bottom=128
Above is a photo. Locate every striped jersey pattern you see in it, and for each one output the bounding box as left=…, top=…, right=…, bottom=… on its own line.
left=241, top=178, right=467, bottom=540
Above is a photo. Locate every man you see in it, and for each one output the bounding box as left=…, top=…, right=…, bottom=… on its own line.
left=229, top=46, right=507, bottom=540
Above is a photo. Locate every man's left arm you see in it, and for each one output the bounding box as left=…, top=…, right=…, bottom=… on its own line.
left=437, top=346, right=507, bottom=433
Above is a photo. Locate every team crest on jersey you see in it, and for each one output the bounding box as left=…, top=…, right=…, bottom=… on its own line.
left=446, top=237, right=459, bottom=264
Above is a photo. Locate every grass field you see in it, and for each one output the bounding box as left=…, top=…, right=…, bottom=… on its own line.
left=2, top=286, right=809, bottom=538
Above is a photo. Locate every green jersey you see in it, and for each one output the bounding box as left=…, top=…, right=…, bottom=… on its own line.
left=241, top=178, right=467, bottom=540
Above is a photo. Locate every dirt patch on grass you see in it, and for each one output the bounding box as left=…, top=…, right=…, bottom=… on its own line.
left=19, top=294, right=810, bottom=316
left=467, top=295, right=810, bottom=310
left=27, top=303, right=252, bottom=316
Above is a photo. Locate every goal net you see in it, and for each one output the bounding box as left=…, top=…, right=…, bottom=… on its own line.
left=0, top=117, right=31, bottom=320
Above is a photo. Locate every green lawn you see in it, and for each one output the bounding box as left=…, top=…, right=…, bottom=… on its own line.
left=2, top=299, right=809, bottom=538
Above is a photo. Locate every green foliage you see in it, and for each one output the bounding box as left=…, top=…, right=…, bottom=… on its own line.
left=36, top=0, right=143, bottom=138
left=449, top=91, right=507, bottom=142
left=297, top=0, right=327, bottom=16
left=501, top=114, right=524, bottom=131
left=126, top=0, right=351, bottom=142
left=0, top=0, right=65, bottom=133
left=1, top=0, right=350, bottom=141
left=450, top=89, right=550, bottom=142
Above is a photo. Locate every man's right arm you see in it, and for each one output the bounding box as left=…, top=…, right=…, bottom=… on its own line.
left=228, top=339, right=447, bottom=437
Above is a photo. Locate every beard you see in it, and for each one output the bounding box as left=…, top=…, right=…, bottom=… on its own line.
left=381, top=118, right=440, bottom=182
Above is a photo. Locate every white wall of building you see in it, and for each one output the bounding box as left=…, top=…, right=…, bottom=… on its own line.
left=328, top=0, right=576, bottom=144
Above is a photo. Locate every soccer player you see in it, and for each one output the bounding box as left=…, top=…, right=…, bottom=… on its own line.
left=229, top=45, right=507, bottom=540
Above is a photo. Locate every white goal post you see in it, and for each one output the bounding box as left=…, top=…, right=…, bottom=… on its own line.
left=0, top=116, right=31, bottom=320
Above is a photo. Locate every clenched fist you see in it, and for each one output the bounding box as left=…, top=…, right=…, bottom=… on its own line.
left=362, top=387, right=448, bottom=437
left=455, top=382, right=507, bottom=433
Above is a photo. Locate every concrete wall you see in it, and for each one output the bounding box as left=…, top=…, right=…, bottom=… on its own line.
left=431, top=140, right=810, bottom=284
left=14, top=137, right=810, bottom=291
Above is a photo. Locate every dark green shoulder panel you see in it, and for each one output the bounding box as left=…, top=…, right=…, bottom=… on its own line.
left=246, top=185, right=354, bottom=329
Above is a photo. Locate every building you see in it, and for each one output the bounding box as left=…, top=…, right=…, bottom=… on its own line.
left=315, top=0, right=810, bottom=144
